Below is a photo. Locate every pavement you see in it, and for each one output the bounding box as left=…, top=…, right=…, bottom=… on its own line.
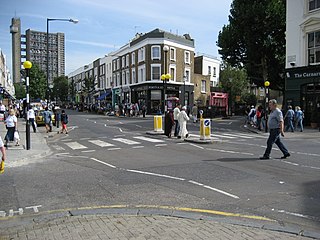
left=0, top=117, right=319, bottom=240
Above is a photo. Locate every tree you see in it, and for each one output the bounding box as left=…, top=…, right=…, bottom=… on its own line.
left=217, top=0, right=286, bottom=91
left=219, top=63, right=249, bottom=104
left=14, top=83, right=26, bottom=100
left=29, top=64, right=47, bottom=100
left=52, top=76, right=69, bottom=103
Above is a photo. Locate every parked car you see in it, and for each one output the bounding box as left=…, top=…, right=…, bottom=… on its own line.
left=35, top=109, right=55, bottom=126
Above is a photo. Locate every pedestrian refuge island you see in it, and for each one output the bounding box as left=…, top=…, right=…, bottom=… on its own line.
left=146, top=115, right=164, bottom=135
left=200, top=118, right=211, bottom=140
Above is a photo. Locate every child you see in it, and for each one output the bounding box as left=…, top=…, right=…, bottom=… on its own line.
left=60, top=110, right=69, bottom=134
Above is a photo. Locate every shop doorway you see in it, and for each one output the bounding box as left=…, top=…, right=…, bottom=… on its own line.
left=301, top=82, right=320, bottom=124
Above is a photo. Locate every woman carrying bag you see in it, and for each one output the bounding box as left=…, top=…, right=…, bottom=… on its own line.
left=4, top=109, right=18, bottom=148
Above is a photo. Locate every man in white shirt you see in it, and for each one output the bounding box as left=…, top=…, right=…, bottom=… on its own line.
left=173, top=104, right=181, bottom=137
left=28, top=107, right=37, bottom=133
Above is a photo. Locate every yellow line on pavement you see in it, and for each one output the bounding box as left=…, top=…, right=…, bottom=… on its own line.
left=0, top=205, right=274, bottom=222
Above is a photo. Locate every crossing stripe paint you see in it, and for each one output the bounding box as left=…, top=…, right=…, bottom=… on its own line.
left=221, top=133, right=253, bottom=139
left=112, top=138, right=141, bottom=145
left=88, top=140, right=115, bottom=147
left=64, top=142, right=87, bottom=150
left=133, top=136, right=164, bottom=143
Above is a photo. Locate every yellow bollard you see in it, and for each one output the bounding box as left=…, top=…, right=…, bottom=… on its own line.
left=200, top=118, right=211, bottom=140
left=154, top=115, right=163, bottom=132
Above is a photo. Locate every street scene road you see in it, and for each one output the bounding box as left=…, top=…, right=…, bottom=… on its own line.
left=1, top=111, right=319, bottom=239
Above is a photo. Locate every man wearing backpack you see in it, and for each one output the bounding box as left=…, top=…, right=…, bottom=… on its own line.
left=60, top=110, right=69, bottom=134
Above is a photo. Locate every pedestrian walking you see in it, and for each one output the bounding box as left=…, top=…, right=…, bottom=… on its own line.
left=173, top=104, right=181, bottom=137
left=60, top=110, right=69, bottom=134
left=256, top=105, right=263, bottom=131
left=260, top=99, right=290, bottom=160
left=191, top=104, right=198, bottom=123
left=28, top=107, right=37, bottom=133
left=43, top=107, right=52, bottom=133
left=177, top=106, right=190, bottom=139
left=164, top=110, right=174, bottom=138
left=0, top=136, right=7, bottom=174
left=294, top=106, right=304, bottom=132
left=4, top=109, right=19, bottom=147
left=284, top=105, right=295, bottom=132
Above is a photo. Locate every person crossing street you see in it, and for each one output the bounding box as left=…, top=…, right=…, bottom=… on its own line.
left=260, top=99, right=290, bottom=160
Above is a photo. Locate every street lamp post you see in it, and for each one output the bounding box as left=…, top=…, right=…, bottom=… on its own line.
left=162, top=45, right=169, bottom=114
left=264, top=81, right=270, bottom=132
left=46, top=18, right=78, bottom=106
left=23, top=61, right=32, bottom=150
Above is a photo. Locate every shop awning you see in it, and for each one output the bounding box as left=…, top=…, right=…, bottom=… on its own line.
left=97, top=91, right=111, bottom=100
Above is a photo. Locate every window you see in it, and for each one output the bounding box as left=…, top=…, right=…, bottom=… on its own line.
left=170, top=47, right=176, bottom=61
left=201, top=80, right=206, bottom=93
left=308, top=31, right=320, bottom=64
left=132, top=69, right=136, bottom=83
left=122, top=72, right=126, bottom=85
left=184, top=69, right=190, bottom=82
left=170, top=66, right=176, bottom=81
left=131, top=52, right=135, bottom=65
left=208, top=66, right=211, bottom=75
left=138, top=47, right=145, bottom=62
left=213, top=67, right=216, bottom=76
left=126, top=71, right=130, bottom=84
left=122, top=57, right=125, bottom=68
left=309, top=0, right=320, bottom=11
left=138, top=65, right=145, bottom=83
left=151, top=46, right=160, bottom=60
left=126, top=55, right=129, bottom=67
left=151, top=64, right=161, bottom=80
left=185, top=51, right=190, bottom=64
left=117, top=59, right=120, bottom=70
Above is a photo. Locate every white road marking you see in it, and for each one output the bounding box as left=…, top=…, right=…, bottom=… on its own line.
left=221, top=133, right=254, bottom=139
left=90, top=158, right=116, bottom=168
left=133, top=136, right=164, bottom=143
left=88, top=140, right=115, bottom=147
left=132, top=146, right=144, bottom=149
left=119, top=128, right=123, bottom=132
left=188, top=143, right=204, bottom=149
left=65, top=142, right=87, bottom=150
left=206, top=148, right=254, bottom=156
left=108, top=148, right=121, bottom=151
left=211, top=134, right=235, bottom=139
left=81, top=150, right=96, bottom=153
left=155, top=144, right=167, bottom=147
left=188, top=180, right=240, bottom=199
left=126, top=169, right=185, bottom=181
left=87, top=157, right=240, bottom=199
left=277, top=210, right=316, bottom=220
left=113, top=138, right=141, bottom=145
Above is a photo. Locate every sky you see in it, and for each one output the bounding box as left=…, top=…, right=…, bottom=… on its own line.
left=0, top=0, right=233, bottom=76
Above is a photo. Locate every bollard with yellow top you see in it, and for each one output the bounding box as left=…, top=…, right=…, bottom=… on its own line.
left=153, top=115, right=163, bottom=132
left=199, top=110, right=211, bottom=140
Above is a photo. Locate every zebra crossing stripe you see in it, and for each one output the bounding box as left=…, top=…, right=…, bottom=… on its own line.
left=88, top=140, right=115, bottom=147
left=112, top=138, right=141, bottom=145
left=64, top=142, right=87, bottom=150
left=221, top=133, right=253, bottom=139
left=133, top=136, right=164, bottom=143
left=211, top=134, right=235, bottom=139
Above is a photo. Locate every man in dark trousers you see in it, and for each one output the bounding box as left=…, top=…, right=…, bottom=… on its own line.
left=260, top=99, right=290, bottom=160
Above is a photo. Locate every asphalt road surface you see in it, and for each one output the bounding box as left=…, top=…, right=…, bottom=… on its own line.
left=2, top=111, right=320, bottom=233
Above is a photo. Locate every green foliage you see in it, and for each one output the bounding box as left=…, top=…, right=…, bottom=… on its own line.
left=242, top=93, right=257, bottom=107
left=13, top=83, right=26, bottom=100
left=219, top=63, right=249, bottom=103
left=29, top=64, right=47, bottom=100
left=217, top=0, right=286, bottom=91
left=52, top=76, right=69, bottom=102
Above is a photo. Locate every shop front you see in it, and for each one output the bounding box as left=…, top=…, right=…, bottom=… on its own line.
left=285, top=66, right=320, bottom=124
left=131, top=83, right=183, bottom=114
